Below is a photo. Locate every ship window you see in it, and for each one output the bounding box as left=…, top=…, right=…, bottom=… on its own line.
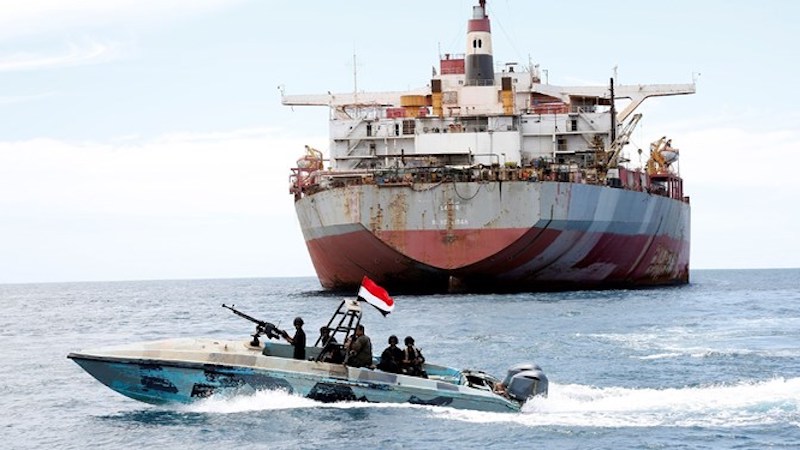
left=402, top=119, right=416, bottom=135
left=394, top=123, right=400, bottom=136
left=473, top=39, right=477, bottom=49
left=557, top=137, right=567, bottom=152
left=570, top=118, right=578, bottom=131
left=478, top=39, right=482, bottom=48
left=366, top=122, right=373, bottom=137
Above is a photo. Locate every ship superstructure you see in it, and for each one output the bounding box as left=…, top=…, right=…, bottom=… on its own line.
left=283, top=1, right=695, bottom=293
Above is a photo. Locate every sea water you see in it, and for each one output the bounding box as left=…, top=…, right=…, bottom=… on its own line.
left=1, top=269, right=798, bottom=449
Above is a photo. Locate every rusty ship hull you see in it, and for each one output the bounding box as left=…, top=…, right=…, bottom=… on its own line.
left=296, top=180, right=689, bottom=293
left=283, top=0, right=694, bottom=293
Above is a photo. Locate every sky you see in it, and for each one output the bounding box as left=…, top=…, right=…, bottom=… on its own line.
left=1, top=0, right=798, bottom=284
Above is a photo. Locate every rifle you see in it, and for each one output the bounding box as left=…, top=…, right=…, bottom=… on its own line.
left=222, top=304, right=283, bottom=346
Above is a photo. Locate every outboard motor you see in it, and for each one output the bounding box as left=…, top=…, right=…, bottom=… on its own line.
left=502, top=362, right=539, bottom=386
left=503, top=363, right=548, bottom=402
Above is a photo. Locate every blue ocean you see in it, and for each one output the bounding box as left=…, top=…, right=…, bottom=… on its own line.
left=2, top=269, right=799, bottom=449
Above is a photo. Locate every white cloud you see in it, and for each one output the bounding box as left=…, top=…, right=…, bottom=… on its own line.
left=0, top=91, right=57, bottom=105
left=676, top=126, right=800, bottom=270
left=0, top=40, right=123, bottom=72
left=0, top=128, right=326, bottom=283
left=0, top=127, right=326, bottom=217
left=0, top=0, right=243, bottom=40
left=679, top=127, right=798, bottom=190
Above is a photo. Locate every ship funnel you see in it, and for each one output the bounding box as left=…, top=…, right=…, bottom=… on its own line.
left=465, top=0, right=494, bottom=86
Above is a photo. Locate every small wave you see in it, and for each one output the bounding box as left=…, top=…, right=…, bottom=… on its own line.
left=587, top=330, right=800, bottom=360
left=635, top=352, right=682, bottom=360
left=689, top=349, right=753, bottom=358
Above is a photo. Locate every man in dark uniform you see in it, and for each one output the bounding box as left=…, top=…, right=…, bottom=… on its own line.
left=319, top=326, right=335, bottom=346
left=377, top=335, right=403, bottom=373
left=346, top=324, right=372, bottom=368
left=281, top=316, right=306, bottom=360
left=319, top=326, right=343, bottom=363
left=401, top=336, right=427, bottom=377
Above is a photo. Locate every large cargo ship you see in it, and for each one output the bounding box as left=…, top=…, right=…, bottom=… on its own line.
left=283, top=1, right=695, bottom=293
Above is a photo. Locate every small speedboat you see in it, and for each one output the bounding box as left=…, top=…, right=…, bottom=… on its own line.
left=69, top=289, right=548, bottom=413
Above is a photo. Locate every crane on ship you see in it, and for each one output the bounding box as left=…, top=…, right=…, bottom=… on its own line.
left=602, top=113, right=642, bottom=168
left=646, top=136, right=680, bottom=175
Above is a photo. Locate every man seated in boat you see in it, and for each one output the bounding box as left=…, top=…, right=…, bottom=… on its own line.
left=279, top=316, right=306, bottom=360
left=318, top=326, right=343, bottom=363
left=345, top=324, right=373, bottom=368
left=377, top=335, right=403, bottom=373
left=401, top=336, right=427, bottom=378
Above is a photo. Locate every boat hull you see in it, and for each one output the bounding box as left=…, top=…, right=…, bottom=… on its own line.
left=68, top=338, right=520, bottom=413
left=296, top=181, right=690, bottom=292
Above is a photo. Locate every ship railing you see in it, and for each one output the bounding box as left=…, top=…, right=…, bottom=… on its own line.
left=290, top=163, right=687, bottom=202
left=529, top=102, right=569, bottom=115
left=573, top=106, right=598, bottom=114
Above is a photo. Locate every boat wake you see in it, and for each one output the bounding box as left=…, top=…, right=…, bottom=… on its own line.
left=184, top=389, right=431, bottom=415
left=185, top=389, right=317, bottom=414
left=184, top=377, right=799, bottom=428
left=437, top=377, right=800, bottom=428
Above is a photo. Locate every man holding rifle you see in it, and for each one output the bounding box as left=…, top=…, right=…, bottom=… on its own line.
left=280, top=317, right=307, bottom=360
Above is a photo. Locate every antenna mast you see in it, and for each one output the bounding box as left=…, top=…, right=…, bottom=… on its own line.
left=353, top=53, right=358, bottom=104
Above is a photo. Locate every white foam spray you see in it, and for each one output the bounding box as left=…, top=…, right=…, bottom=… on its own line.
left=180, top=378, right=800, bottom=429
left=438, top=378, right=800, bottom=428
left=184, top=389, right=435, bottom=415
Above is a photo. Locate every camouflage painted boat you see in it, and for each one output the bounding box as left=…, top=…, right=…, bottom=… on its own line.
left=68, top=300, right=548, bottom=413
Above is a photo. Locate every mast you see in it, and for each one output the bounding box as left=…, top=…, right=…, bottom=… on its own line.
left=609, top=77, right=617, bottom=143
left=465, top=0, right=494, bottom=86
left=353, top=53, right=358, bottom=105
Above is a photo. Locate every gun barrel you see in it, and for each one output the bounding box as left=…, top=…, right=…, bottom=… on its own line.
left=222, top=303, right=262, bottom=324
left=222, top=304, right=281, bottom=339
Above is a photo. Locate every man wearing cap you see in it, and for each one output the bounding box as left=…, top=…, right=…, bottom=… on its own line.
left=281, top=317, right=307, bottom=360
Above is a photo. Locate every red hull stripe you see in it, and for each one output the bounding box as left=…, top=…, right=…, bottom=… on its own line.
left=304, top=226, right=689, bottom=290
left=376, top=228, right=527, bottom=269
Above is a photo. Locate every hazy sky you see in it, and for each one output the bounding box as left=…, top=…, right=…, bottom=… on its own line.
left=1, top=0, right=798, bottom=284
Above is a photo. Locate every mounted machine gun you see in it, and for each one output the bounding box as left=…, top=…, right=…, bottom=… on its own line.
left=222, top=304, right=283, bottom=347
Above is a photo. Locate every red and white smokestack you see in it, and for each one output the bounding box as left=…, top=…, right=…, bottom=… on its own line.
left=465, top=0, right=494, bottom=86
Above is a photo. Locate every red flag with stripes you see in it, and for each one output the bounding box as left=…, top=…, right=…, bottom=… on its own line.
left=357, top=276, right=395, bottom=316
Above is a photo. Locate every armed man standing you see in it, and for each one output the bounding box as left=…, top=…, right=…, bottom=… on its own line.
left=281, top=317, right=307, bottom=360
